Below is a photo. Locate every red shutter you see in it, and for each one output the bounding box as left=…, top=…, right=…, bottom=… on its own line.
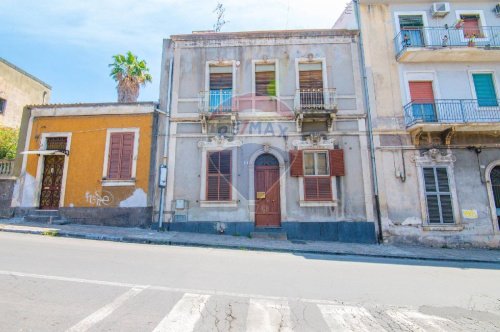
left=463, top=17, right=481, bottom=38
left=207, top=151, right=232, bottom=201
left=304, top=177, right=332, bottom=201
left=107, top=132, right=135, bottom=180
left=409, top=81, right=435, bottom=103
left=329, top=149, right=345, bottom=176
left=289, top=150, right=304, bottom=177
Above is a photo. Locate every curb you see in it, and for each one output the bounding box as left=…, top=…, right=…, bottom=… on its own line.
left=1, top=226, right=499, bottom=265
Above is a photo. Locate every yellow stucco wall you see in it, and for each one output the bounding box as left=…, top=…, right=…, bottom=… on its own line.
left=0, top=60, right=51, bottom=128
left=25, top=113, right=153, bottom=208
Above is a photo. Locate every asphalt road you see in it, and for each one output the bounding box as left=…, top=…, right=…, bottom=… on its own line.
left=0, top=232, right=499, bottom=332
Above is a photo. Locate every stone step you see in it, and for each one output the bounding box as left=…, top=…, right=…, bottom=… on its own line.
left=49, top=218, right=71, bottom=225
left=250, top=231, right=288, bottom=241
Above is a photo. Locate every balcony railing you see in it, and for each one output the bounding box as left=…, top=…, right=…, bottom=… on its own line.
left=404, top=99, right=500, bottom=127
left=199, top=89, right=236, bottom=114
left=294, top=88, right=337, bottom=112
left=0, top=159, right=15, bottom=177
left=394, top=26, right=500, bottom=58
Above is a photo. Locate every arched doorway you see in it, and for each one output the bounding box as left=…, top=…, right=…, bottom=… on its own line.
left=491, top=166, right=500, bottom=230
left=254, top=153, right=281, bottom=227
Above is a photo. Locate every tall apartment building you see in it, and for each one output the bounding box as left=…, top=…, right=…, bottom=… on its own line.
left=350, top=0, right=500, bottom=247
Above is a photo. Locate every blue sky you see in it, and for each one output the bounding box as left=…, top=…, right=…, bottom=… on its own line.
left=0, top=0, right=346, bottom=103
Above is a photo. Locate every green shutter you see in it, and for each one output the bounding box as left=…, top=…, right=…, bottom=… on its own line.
left=473, top=74, right=498, bottom=107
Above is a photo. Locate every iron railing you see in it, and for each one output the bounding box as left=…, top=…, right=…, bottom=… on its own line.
left=199, top=89, right=236, bottom=114
left=0, top=159, right=14, bottom=177
left=294, top=88, right=337, bottom=112
left=394, top=26, right=500, bottom=57
left=404, top=99, right=500, bottom=127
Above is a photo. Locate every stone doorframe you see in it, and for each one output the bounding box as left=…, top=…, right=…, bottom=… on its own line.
left=248, top=146, right=287, bottom=223
left=485, top=160, right=500, bottom=234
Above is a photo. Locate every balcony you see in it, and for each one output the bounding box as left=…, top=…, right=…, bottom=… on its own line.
left=293, top=88, right=337, bottom=115
left=0, top=159, right=15, bottom=178
left=404, top=99, right=500, bottom=134
left=199, top=89, right=237, bottom=115
left=394, top=26, right=500, bottom=62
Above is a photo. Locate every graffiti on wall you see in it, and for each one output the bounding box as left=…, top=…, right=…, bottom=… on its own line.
left=85, top=190, right=114, bottom=207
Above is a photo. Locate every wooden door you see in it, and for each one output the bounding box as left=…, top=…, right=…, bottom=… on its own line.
left=254, top=154, right=281, bottom=227
left=409, top=81, right=437, bottom=122
left=39, top=155, right=65, bottom=210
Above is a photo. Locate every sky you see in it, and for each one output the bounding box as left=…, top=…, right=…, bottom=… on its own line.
left=0, top=0, right=347, bottom=104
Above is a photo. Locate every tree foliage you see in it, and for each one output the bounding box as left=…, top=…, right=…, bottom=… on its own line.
left=109, top=51, right=152, bottom=103
left=0, top=126, right=19, bottom=160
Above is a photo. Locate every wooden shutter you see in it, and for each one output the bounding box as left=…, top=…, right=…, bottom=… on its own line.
left=462, top=16, right=481, bottom=38
left=329, top=149, right=345, bottom=176
left=207, top=151, right=232, bottom=201
left=299, top=70, right=323, bottom=90
left=210, top=73, right=232, bottom=90
left=409, top=81, right=435, bottom=103
left=424, top=167, right=454, bottom=224
left=107, top=132, right=135, bottom=180
left=304, top=177, right=332, bottom=201
left=289, top=150, right=304, bottom=177
left=255, top=71, right=275, bottom=96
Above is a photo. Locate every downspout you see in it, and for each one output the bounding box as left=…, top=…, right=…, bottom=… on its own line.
left=353, top=0, right=384, bottom=243
left=158, top=47, right=175, bottom=230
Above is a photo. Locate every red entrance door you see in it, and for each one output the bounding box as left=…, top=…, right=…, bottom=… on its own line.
left=254, top=154, right=281, bottom=227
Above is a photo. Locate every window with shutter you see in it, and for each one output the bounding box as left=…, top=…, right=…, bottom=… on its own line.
left=255, top=64, right=276, bottom=97
left=302, top=151, right=332, bottom=201
left=299, top=63, right=324, bottom=108
left=107, top=132, right=135, bottom=180
left=472, top=73, right=498, bottom=107
left=209, top=65, right=233, bottom=113
left=423, top=167, right=455, bottom=224
left=207, top=151, right=232, bottom=201
left=461, top=15, right=482, bottom=38
left=409, top=81, right=437, bottom=122
left=329, top=149, right=345, bottom=176
left=289, top=150, right=304, bottom=177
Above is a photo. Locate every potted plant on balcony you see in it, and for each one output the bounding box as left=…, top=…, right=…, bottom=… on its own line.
left=454, top=19, right=465, bottom=29
left=468, top=34, right=477, bottom=47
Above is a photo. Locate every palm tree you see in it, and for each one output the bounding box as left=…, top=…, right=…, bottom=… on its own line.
left=109, top=51, right=152, bottom=103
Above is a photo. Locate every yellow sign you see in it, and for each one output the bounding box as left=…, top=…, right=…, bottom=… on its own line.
left=462, top=210, right=478, bottom=219
left=256, top=192, right=266, bottom=199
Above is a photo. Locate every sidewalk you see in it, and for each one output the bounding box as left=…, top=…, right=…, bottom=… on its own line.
left=1, top=218, right=499, bottom=264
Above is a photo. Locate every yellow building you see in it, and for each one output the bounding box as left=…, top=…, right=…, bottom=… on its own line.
left=12, top=102, right=162, bottom=227
left=0, top=57, right=51, bottom=129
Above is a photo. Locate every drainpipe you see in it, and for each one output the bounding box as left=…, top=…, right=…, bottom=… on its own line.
left=353, top=0, right=384, bottom=243
left=158, top=46, right=175, bottom=231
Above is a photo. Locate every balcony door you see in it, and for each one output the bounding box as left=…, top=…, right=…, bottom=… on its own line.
left=299, top=63, right=324, bottom=109
left=409, top=81, right=437, bottom=122
left=209, top=65, right=233, bottom=113
left=399, top=15, right=424, bottom=47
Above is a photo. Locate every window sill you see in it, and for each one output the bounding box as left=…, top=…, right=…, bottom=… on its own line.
left=422, top=225, right=464, bottom=232
left=200, top=200, right=238, bottom=208
left=102, top=179, right=136, bottom=187
left=299, top=200, right=337, bottom=208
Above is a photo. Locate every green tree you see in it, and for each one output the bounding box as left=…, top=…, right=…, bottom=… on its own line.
left=109, top=51, right=152, bottom=103
left=0, top=126, right=19, bottom=160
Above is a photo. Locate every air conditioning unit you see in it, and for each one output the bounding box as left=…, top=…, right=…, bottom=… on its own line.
left=494, top=4, right=500, bottom=17
left=431, top=2, right=450, bottom=17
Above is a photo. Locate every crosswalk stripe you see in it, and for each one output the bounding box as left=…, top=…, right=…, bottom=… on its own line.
left=152, top=293, right=210, bottom=332
left=385, top=309, right=453, bottom=332
left=317, top=304, right=386, bottom=332
left=246, top=298, right=293, bottom=332
left=67, top=286, right=145, bottom=332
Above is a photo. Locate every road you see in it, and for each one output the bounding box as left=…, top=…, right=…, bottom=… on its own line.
left=0, top=232, right=499, bottom=331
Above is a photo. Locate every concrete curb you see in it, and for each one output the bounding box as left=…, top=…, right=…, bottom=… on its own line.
left=1, top=225, right=500, bottom=265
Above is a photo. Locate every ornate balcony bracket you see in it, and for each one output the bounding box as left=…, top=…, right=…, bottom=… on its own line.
left=327, top=113, right=337, bottom=133
left=441, top=127, right=456, bottom=146
left=411, top=128, right=423, bottom=146
left=295, top=113, right=304, bottom=133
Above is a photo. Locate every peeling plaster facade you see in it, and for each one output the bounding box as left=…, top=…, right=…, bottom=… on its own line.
left=354, top=0, right=500, bottom=247
left=158, top=30, right=377, bottom=243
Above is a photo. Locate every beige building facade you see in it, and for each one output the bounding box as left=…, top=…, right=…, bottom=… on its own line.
left=0, top=58, right=51, bottom=129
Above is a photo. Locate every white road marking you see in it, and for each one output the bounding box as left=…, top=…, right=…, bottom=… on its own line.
left=152, top=293, right=210, bottom=332
left=246, top=298, right=293, bottom=332
left=0, top=269, right=340, bottom=304
left=386, top=309, right=454, bottom=332
left=317, top=304, right=386, bottom=332
left=67, top=286, right=145, bottom=332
